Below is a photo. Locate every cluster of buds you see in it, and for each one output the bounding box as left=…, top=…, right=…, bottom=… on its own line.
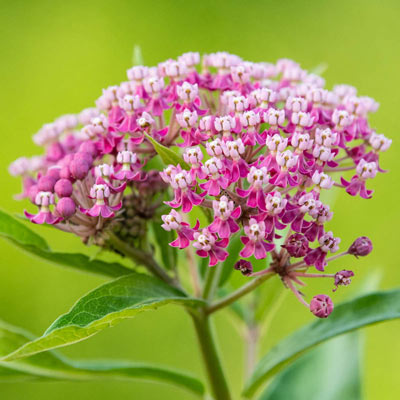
left=10, top=52, right=389, bottom=317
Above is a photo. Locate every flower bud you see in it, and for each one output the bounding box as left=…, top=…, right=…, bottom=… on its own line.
left=54, top=179, right=73, bottom=198
left=79, top=141, right=98, bottom=157
left=234, top=260, right=253, bottom=276
left=310, top=294, right=334, bottom=318
left=38, top=176, right=56, bottom=192
left=283, top=233, right=309, bottom=257
left=47, top=167, right=61, bottom=181
left=74, top=152, right=93, bottom=167
left=348, top=236, right=373, bottom=257
left=70, top=159, right=90, bottom=180
left=59, top=166, right=72, bottom=180
left=56, top=197, right=76, bottom=218
left=46, top=142, right=65, bottom=162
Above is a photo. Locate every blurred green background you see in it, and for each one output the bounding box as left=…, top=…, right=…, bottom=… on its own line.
left=0, top=0, right=399, bottom=398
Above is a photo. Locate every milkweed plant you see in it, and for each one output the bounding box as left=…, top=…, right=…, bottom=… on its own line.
left=1, top=51, right=396, bottom=399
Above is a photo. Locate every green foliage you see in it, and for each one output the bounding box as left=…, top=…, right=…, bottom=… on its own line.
left=0, top=320, right=204, bottom=396
left=144, top=133, right=189, bottom=170
left=151, top=221, right=177, bottom=270
left=244, top=289, right=400, bottom=397
left=2, top=273, right=204, bottom=361
left=259, top=333, right=361, bottom=400
left=0, top=209, right=134, bottom=278
left=218, top=234, right=242, bottom=287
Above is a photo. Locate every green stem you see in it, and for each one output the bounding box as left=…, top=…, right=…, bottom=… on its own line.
left=107, top=232, right=178, bottom=288
left=206, top=272, right=275, bottom=314
left=202, top=264, right=222, bottom=301
left=190, top=310, right=232, bottom=400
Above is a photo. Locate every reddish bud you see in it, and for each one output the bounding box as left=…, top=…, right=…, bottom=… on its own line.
left=348, top=236, right=373, bottom=257
left=310, top=294, right=334, bottom=318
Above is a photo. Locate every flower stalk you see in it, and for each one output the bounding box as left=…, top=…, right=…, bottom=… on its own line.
left=190, top=309, right=232, bottom=400
left=206, top=271, right=274, bottom=314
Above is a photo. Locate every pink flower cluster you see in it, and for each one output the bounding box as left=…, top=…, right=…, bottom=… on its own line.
left=10, top=52, right=389, bottom=317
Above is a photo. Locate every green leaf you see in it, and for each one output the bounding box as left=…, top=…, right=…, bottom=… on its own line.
left=152, top=221, right=177, bottom=270
left=219, top=234, right=242, bottom=287
left=0, top=320, right=204, bottom=396
left=132, top=45, right=144, bottom=66
left=0, top=208, right=49, bottom=250
left=0, top=209, right=134, bottom=278
left=259, top=332, right=362, bottom=400
left=2, top=273, right=204, bottom=361
left=244, top=289, right=400, bottom=397
left=144, top=133, right=189, bottom=170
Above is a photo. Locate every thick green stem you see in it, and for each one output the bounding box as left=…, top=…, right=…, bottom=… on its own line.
left=107, top=232, right=178, bottom=288
left=190, top=310, right=232, bottom=400
left=206, top=272, right=274, bottom=314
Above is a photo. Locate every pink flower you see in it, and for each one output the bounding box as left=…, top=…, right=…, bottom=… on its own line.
left=252, top=88, right=278, bottom=109
left=11, top=51, right=389, bottom=318
left=240, top=218, right=275, bottom=259
left=312, top=171, right=334, bottom=191
left=208, top=196, right=241, bottom=238
left=80, top=179, right=122, bottom=218
left=222, top=139, right=248, bottom=182
left=176, top=109, right=198, bottom=129
left=269, top=150, right=299, bottom=187
left=184, top=146, right=205, bottom=180
left=161, top=209, right=199, bottom=249
left=118, top=94, right=141, bottom=133
left=240, top=111, right=262, bottom=145
left=228, top=95, right=249, bottom=114
left=177, top=82, right=198, bottom=103
left=214, top=115, right=236, bottom=139
left=200, top=157, right=229, bottom=196
left=340, top=159, right=377, bottom=199
left=24, top=191, right=62, bottom=225
left=237, top=166, right=269, bottom=209
left=166, top=169, right=204, bottom=213
left=113, top=151, right=142, bottom=181
left=263, top=108, right=285, bottom=126
left=286, top=96, right=307, bottom=113
left=193, top=228, right=229, bottom=266
left=304, top=231, right=340, bottom=271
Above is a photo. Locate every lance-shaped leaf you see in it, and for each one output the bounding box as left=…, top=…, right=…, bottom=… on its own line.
left=244, top=289, right=400, bottom=397
left=0, top=209, right=134, bottom=278
left=259, top=332, right=362, bottom=400
left=2, top=273, right=204, bottom=361
left=144, top=133, right=189, bottom=170
left=0, top=320, right=204, bottom=396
